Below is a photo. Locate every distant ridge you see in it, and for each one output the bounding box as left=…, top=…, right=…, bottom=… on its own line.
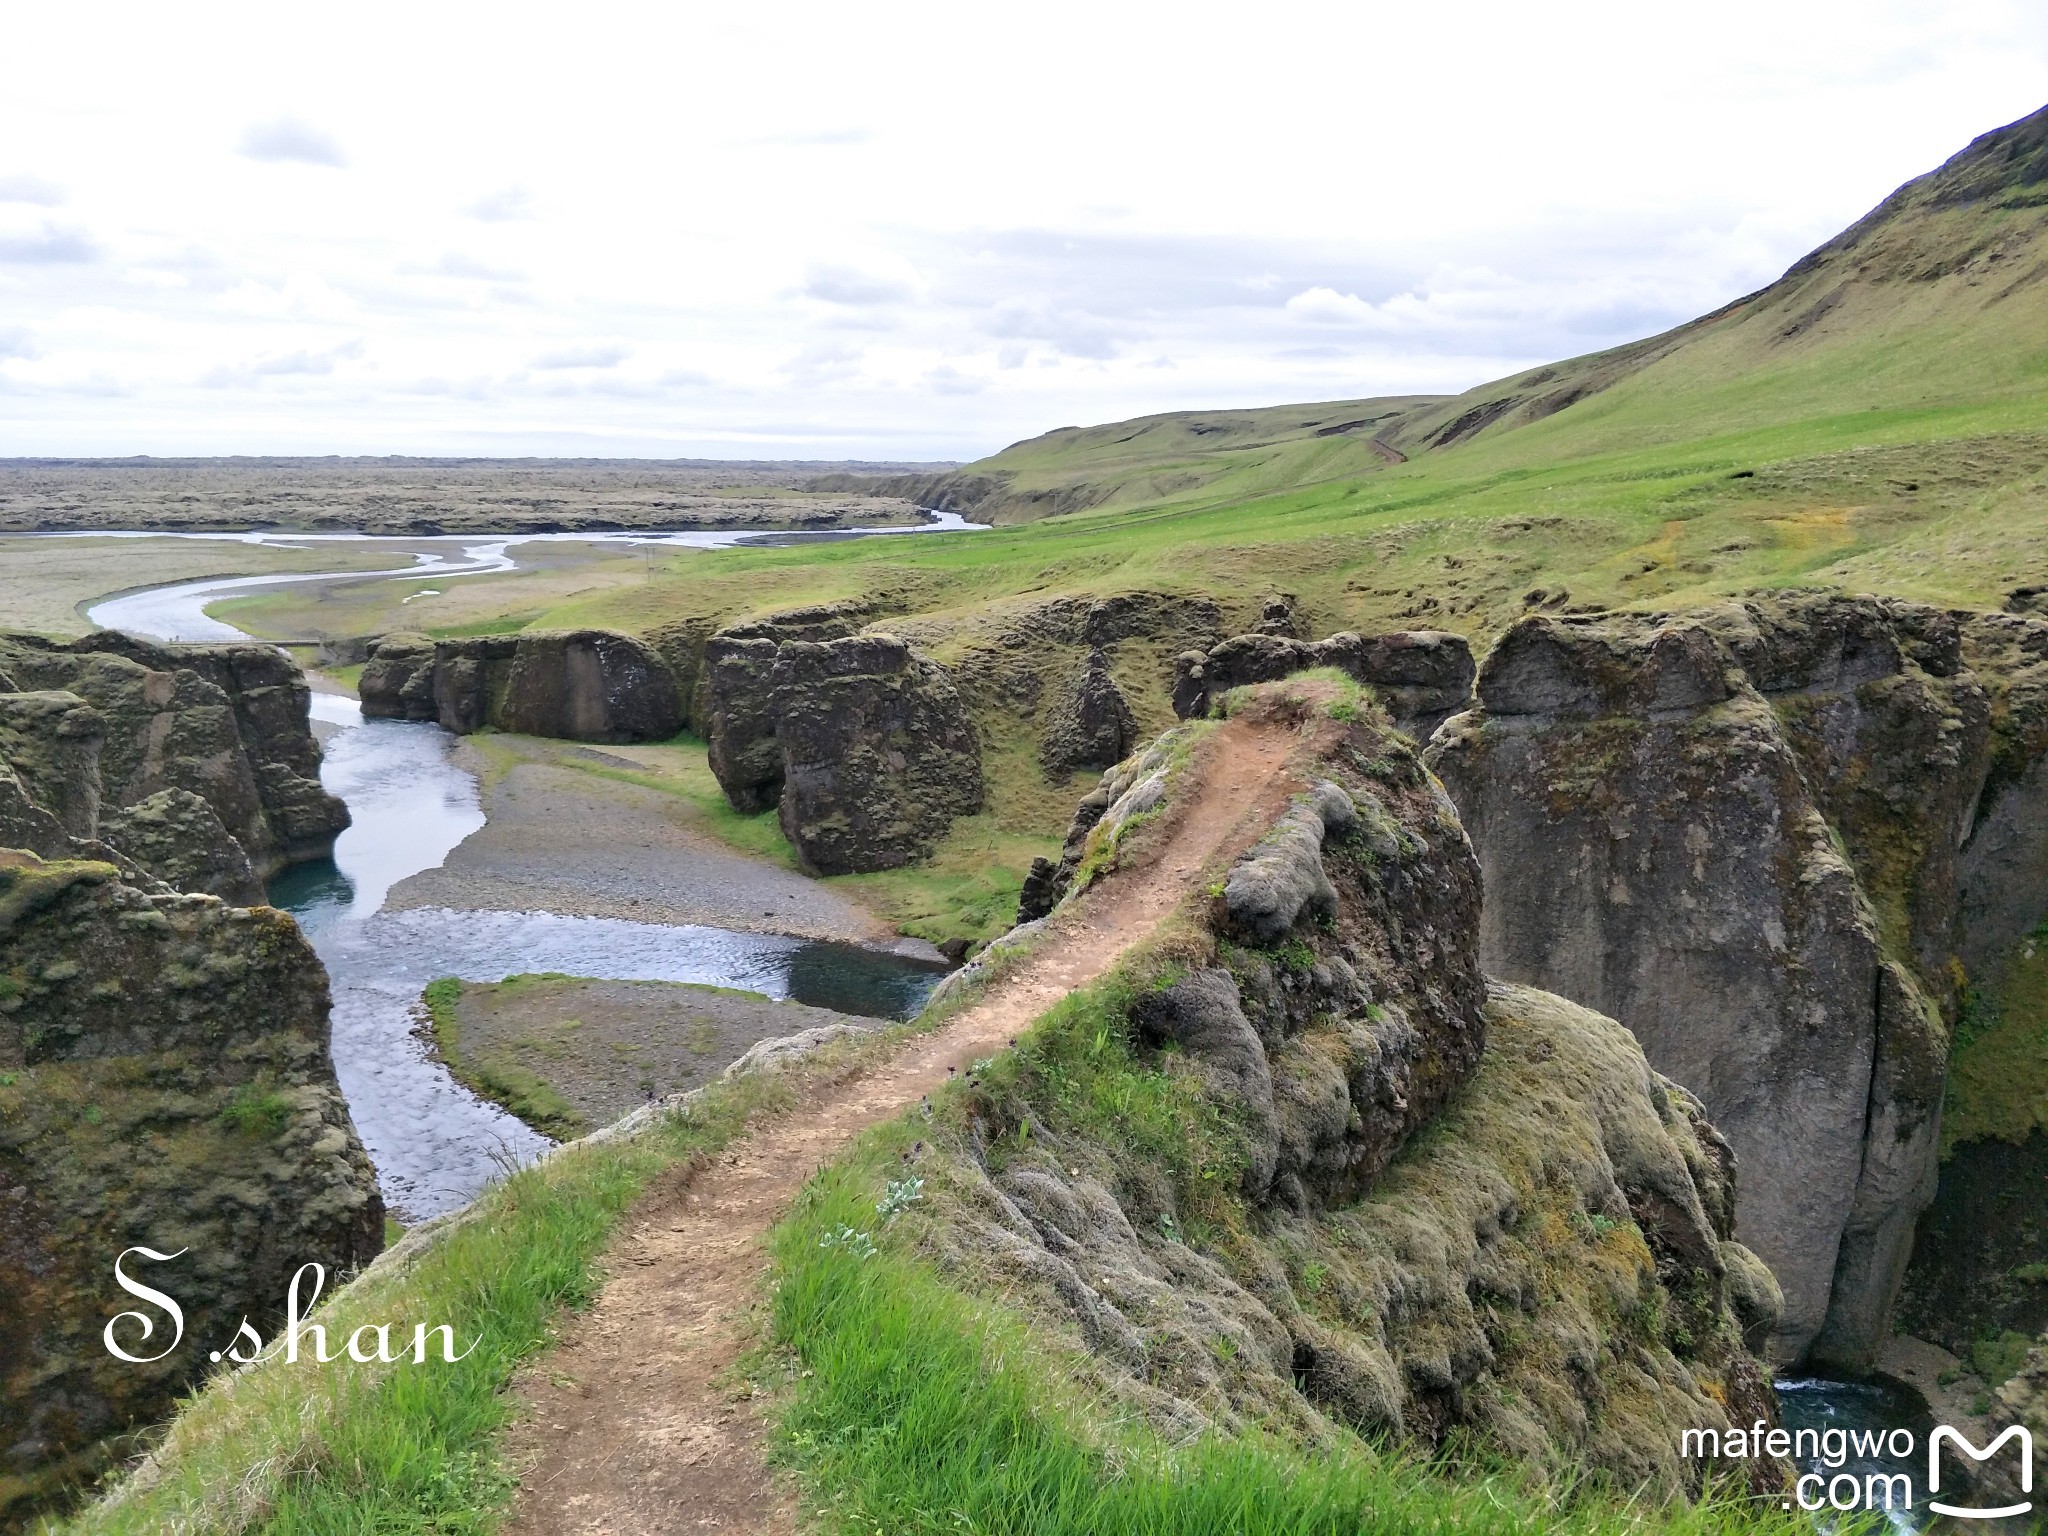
left=895, top=102, right=2048, bottom=526
left=0, top=456, right=957, bottom=472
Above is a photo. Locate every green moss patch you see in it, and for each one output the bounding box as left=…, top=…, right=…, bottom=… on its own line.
left=1944, top=927, right=2048, bottom=1152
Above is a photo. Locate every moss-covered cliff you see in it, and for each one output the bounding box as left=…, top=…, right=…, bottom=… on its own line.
left=0, top=849, right=383, bottom=1526
left=0, top=630, right=349, bottom=894
left=1428, top=594, right=2048, bottom=1370
left=892, top=688, right=1783, bottom=1495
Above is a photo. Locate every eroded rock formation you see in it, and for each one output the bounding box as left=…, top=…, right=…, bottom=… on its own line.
left=926, top=693, right=1782, bottom=1493
left=360, top=629, right=684, bottom=743
left=1039, top=647, right=1137, bottom=778
left=0, top=631, right=348, bottom=895
left=1172, top=628, right=1476, bottom=741
left=1428, top=594, right=2048, bottom=1367
left=773, top=635, right=984, bottom=874
left=0, top=850, right=382, bottom=1521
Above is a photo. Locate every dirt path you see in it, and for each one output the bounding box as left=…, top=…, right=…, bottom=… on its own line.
left=502, top=718, right=1298, bottom=1536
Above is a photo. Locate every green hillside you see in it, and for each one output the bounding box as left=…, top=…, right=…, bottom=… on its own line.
left=217, top=103, right=2048, bottom=944
left=909, top=100, right=2048, bottom=539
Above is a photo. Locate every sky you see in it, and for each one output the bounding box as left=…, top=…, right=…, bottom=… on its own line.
left=3, top=1, right=2047, bottom=463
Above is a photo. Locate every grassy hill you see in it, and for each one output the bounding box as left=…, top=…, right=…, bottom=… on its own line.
left=212, top=103, right=2048, bottom=944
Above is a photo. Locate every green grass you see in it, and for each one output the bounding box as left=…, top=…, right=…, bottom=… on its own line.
left=217, top=1081, right=293, bottom=1139
left=58, top=1069, right=797, bottom=1536
left=474, top=731, right=1054, bottom=943
left=765, top=1118, right=1823, bottom=1536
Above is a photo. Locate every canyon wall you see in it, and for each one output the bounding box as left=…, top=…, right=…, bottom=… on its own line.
left=917, top=688, right=1782, bottom=1494
left=0, top=635, right=378, bottom=1524
left=1428, top=595, right=2048, bottom=1367
left=359, top=629, right=683, bottom=744
left=0, top=631, right=349, bottom=898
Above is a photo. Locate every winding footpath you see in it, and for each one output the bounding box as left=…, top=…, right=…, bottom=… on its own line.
left=503, top=718, right=1301, bottom=1535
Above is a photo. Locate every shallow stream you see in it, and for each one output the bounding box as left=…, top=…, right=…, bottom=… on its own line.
left=266, top=698, right=944, bottom=1217
left=91, top=525, right=961, bottom=1218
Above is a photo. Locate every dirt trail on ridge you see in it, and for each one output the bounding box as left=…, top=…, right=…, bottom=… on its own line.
left=503, top=718, right=1298, bottom=1536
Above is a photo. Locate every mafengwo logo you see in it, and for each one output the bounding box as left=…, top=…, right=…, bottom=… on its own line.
left=1929, top=1425, right=2035, bottom=1521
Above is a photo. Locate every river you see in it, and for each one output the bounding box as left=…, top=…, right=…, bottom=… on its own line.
left=89, top=521, right=962, bottom=1217
left=81, top=519, right=1942, bottom=1513
left=78, top=511, right=986, bottom=642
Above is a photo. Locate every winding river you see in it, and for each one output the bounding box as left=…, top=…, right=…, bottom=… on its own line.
left=87, top=522, right=962, bottom=1217
left=81, top=511, right=986, bottom=642
left=80, top=517, right=1936, bottom=1514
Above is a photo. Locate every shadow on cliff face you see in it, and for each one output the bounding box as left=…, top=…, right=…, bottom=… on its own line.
left=1427, top=593, right=2048, bottom=1372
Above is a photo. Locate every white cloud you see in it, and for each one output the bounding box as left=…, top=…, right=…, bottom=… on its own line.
left=926, top=364, right=984, bottom=395
left=0, top=326, right=39, bottom=359
left=740, top=127, right=871, bottom=147
left=465, top=186, right=532, bottom=222
left=0, top=224, right=98, bottom=264
left=803, top=265, right=911, bottom=305
left=532, top=344, right=631, bottom=370
left=0, top=174, right=63, bottom=206
left=428, top=252, right=526, bottom=281
left=1284, top=287, right=1381, bottom=327
left=237, top=118, right=347, bottom=167
left=0, top=0, right=2042, bottom=455
left=201, top=339, right=364, bottom=386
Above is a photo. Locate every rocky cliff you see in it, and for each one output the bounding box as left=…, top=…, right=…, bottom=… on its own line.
left=359, top=629, right=684, bottom=744
left=0, top=850, right=383, bottom=1524
left=1428, top=593, right=2048, bottom=1368
left=1038, top=647, right=1137, bottom=778
left=1172, top=627, right=1476, bottom=742
left=0, top=631, right=348, bottom=899
left=914, top=685, right=1783, bottom=1494
left=772, top=636, right=985, bottom=875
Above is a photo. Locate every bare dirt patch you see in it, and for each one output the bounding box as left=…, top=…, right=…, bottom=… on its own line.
left=436, top=975, right=877, bottom=1137
left=502, top=715, right=1300, bottom=1535
left=387, top=738, right=898, bottom=946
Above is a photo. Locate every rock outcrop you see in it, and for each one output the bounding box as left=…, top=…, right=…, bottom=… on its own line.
left=692, top=605, right=990, bottom=872
left=94, top=789, right=260, bottom=906
left=1039, top=647, right=1137, bottom=778
left=1172, top=628, right=1476, bottom=741
left=360, top=629, right=684, bottom=744
left=773, top=635, right=984, bottom=874
left=923, top=692, right=1783, bottom=1494
left=0, top=631, right=348, bottom=893
left=1427, top=594, right=2048, bottom=1367
left=0, top=850, right=382, bottom=1523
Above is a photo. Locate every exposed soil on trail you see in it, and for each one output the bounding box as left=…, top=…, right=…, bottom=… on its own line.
left=501, top=717, right=1300, bottom=1535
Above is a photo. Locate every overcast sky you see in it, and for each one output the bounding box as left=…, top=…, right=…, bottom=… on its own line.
left=3, top=1, right=2045, bottom=461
